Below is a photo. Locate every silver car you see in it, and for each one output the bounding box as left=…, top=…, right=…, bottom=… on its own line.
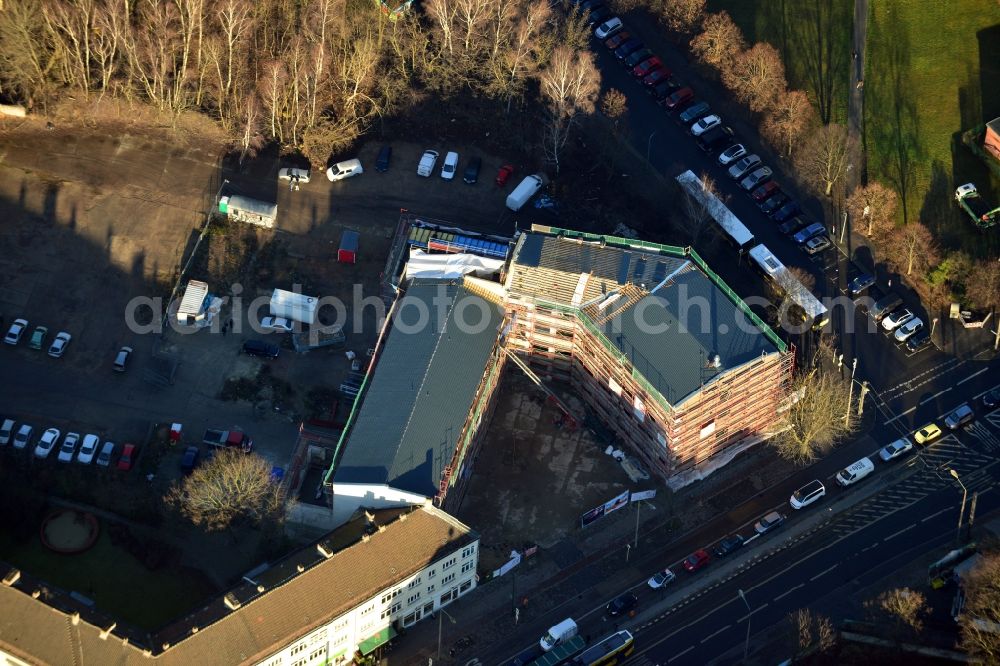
left=728, top=154, right=761, bottom=180
left=740, top=166, right=773, bottom=191
left=878, top=437, right=913, bottom=462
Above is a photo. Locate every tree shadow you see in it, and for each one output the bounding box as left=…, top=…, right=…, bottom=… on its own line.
left=866, top=9, right=922, bottom=223
left=977, top=24, right=1000, bottom=122
left=786, top=0, right=851, bottom=124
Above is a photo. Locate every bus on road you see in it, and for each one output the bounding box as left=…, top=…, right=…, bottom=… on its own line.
left=573, top=630, right=634, bottom=666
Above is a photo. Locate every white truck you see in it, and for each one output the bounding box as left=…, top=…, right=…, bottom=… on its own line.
left=539, top=617, right=577, bottom=651
left=506, top=174, right=545, bottom=212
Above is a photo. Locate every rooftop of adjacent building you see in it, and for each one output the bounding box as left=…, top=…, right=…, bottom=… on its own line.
left=506, top=226, right=783, bottom=407
left=0, top=503, right=477, bottom=666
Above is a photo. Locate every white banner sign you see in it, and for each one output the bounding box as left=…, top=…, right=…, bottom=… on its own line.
left=631, top=489, right=657, bottom=502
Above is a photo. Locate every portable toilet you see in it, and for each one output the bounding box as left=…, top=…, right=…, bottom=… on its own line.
left=339, top=230, right=359, bottom=264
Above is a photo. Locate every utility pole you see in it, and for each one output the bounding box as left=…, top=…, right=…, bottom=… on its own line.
left=858, top=381, right=870, bottom=416
left=968, top=492, right=979, bottom=540
left=950, top=469, right=968, bottom=545
left=634, top=500, right=641, bottom=551
left=738, top=589, right=752, bottom=660
left=626, top=543, right=631, bottom=562
left=845, top=358, right=857, bottom=427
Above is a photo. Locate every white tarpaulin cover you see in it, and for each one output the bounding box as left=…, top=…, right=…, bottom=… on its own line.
left=404, top=249, right=505, bottom=280
left=270, top=288, right=318, bottom=324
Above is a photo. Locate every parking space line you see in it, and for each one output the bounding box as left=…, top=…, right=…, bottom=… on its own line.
left=920, top=388, right=952, bottom=405
left=958, top=368, right=988, bottom=386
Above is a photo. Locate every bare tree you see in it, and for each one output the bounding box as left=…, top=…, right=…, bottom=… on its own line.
left=0, top=0, right=55, bottom=109
left=680, top=172, right=720, bottom=245
left=866, top=587, right=927, bottom=637
left=794, top=609, right=814, bottom=652
left=769, top=339, right=858, bottom=464
left=887, top=221, right=937, bottom=277
left=659, top=0, right=705, bottom=35
left=816, top=614, right=836, bottom=652
left=489, top=0, right=551, bottom=107
left=425, top=0, right=457, bottom=55
left=539, top=46, right=600, bottom=173
left=690, top=11, right=744, bottom=72
left=166, top=449, right=286, bottom=531
left=964, top=259, right=1000, bottom=312
left=601, top=88, right=628, bottom=134
left=722, top=42, right=786, bottom=113
left=795, top=123, right=857, bottom=197
left=761, top=89, right=815, bottom=157
left=961, top=551, right=1000, bottom=663
left=845, top=181, right=899, bottom=238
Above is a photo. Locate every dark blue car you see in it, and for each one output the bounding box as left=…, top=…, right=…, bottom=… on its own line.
left=771, top=201, right=802, bottom=223
left=614, top=38, right=643, bottom=61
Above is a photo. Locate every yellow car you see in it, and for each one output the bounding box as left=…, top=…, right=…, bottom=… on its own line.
left=913, top=423, right=943, bottom=445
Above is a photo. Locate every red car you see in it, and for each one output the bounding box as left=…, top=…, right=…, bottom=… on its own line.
left=663, top=87, right=694, bottom=110
left=642, top=68, right=672, bottom=88
left=632, top=57, right=663, bottom=78
left=683, top=549, right=710, bottom=572
left=117, top=443, right=136, bottom=471
left=750, top=181, right=781, bottom=202
left=604, top=31, right=631, bottom=50
left=495, top=164, right=514, bottom=187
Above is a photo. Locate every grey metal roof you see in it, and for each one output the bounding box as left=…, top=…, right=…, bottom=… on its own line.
left=599, top=264, right=778, bottom=406
left=334, top=279, right=503, bottom=496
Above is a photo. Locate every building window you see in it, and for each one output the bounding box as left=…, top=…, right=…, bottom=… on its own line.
left=461, top=561, right=474, bottom=574
left=428, top=569, right=436, bottom=579
left=309, top=630, right=327, bottom=644
left=442, top=573, right=456, bottom=584
left=402, top=611, right=420, bottom=626
left=461, top=545, right=476, bottom=559
left=408, top=577, right=422, bottom=588
left=424, top=602, right=435, bottom=615
left=380, top=590, right=400, bottom=604
left=442, top=557, right=457, bottom=570
left=440, top=590, right=458, bottom=605
left=427, top=584, right=435, bottom=593
left=361, top=603, right=376, bottom=615
left=459, top=580, right=473, bottom=594
left=308, top=647, right=326, bottom=662
left=263, top=659, right=282, bottom=666
left=407, top=592, right=421, bottom=605
left=290, top=643, right=308, bottom=656
left=291, top=659, right=307, bottom=666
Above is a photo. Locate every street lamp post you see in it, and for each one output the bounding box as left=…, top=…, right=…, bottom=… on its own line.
left=738, top=589, right=752, bottom=659
left=647, top=131, right=657, bottom=162
left=845, top=358, right=857, bottom=426
left=436, top=607, right=456, bottom=661
left=950, top=469, right=968, bottom=545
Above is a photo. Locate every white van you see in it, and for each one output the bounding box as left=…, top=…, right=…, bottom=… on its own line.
left=540, top=618, right=577, bottom=651
left=506, top=174, right=544, bottom=212
left=326, top=158, right=363, bottom=182
left=836, top=457, right=875, bottom=487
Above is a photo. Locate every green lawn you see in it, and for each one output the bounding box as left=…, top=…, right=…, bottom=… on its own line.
left=0, top=527, right=216, bottom=631
left=707, top=0, right=853, bottom=124
left=865, top=0, right=1000, bottom=257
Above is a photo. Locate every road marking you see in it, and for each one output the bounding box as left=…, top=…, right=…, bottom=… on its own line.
left=958, top=368, right=989, bottom=385
left=668, top=646, right=695, bottom=662
left=700, top=625, right=731, bottom=643
left=738, top=603, right=768, bottom=623
left=884, top=524, right=916, bottom=541
left=920, top=388, right=952, bottom=405
left=774, top=583, right=805, bottom=601
left=809, top=564, right=838, bottom=581
left=975, top=384, right=1000, bottom=400
left=884, top=406, right=916, bottom=425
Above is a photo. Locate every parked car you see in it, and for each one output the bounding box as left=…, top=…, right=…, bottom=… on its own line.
left=586, top=5, right=611, bottom=25
left=663, top=87, right=694, bottom=111
left=713, top=534, right=744, bottom=557
left=789, top=480, right=826, bottom=509
left=261, top=316, right=293, bottom=333
left=754, top=511, right=785, bottom=535
left=728, top=154, right=761, bottom=180
left=982, top=388, right=1000, bottom=409
left=13, top=424, right=33, bottom=449
left=750, top=181, right=781, bottom=202
left=77, top=434, right=100, bottom=464
left=740, top=166, right=772, bottom=191
left=604, top=31, right=631, bottom=50
left=771, top=201, right=802, bottom=223
left=944, top=403, right=975, bottom=430
left=690, top=114, right=722, bottom=136
left=647, top=568, right=676, bottom=589
left=625, top=48, right=654, bottom=69
left=35, top=428, right=61, bottom=459
left=906, top=328, right=932, bottom=352
left=695, top=126, right=734, bottom=153
left=615, top=37, right=642, bottom=60
left=96, top=441, right=116, bottom=467
left=677, top=101, right=710, bottom=125
left=0, top=418, right=14, bottom=446
left=416, top=150, right=439, bottom=177
left=28, top=325, right=48, bottom=350
left=717, top=144, right=747, bottom=166
left=277, top=167, right=311, bottom=183
left=440, top=151, right=459, bottom=180
left=47, top=331, right=71, bottom=358
left=683, top=549, right=711, bottom=572
left=495, top=164, right=515, bottom=186
left=878, top=437, right=913, bottom=462
left=894, top=317, right=924, bottom=342
left=463, top=157, right=482, bottom=184
left=242, top=340, right=280, bottom=358
left=181, top=445, right=200, bottom=475
left=57, top=432, right=80, bottom=462
left=642, top=68, right=672, bottom=88
left=326, top=158, right=363, bottom=182
left=803, top=235, right=832, bottom=255
left=605, top=592, right=638, bottom=617
left=113, top=346, right=133, bottom=372
left=117, top=443, right=137, bottom=470
left=881, top=308, right=914, bottom=331
left=650, top=78, right=681, bottom=101
left=4, top=318, right=28, bottom=345
left=913, top=423, right=942, bottom=445
left=760, top=193, right=790, bottom=215
left=792, top=222, right=826, bottom=244
left=777, top=216, right=807, bottom=235
left=632, top=56, right=664, bottom=78
left=594, top=16, right=623, bottom=39
left=848, top=273, right=875, bottom=296
left=375, top=145, right=392, bottom=172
